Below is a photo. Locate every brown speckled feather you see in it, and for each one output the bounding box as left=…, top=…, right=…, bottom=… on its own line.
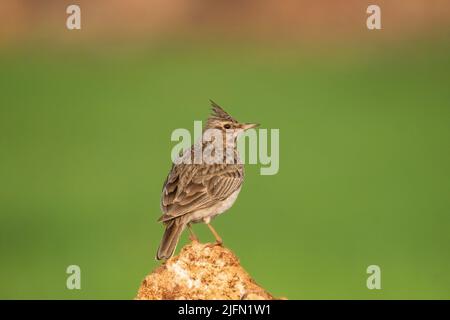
left=159, top=147, right=244, bottom=222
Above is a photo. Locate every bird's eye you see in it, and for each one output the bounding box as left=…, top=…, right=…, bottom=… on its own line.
left=224, top=124, right=231, bottom=129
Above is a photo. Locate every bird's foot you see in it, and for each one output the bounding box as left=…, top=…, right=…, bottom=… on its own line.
left=189, top=234, right=199, bottom=242
left=204, top=239, right=223, bottom=249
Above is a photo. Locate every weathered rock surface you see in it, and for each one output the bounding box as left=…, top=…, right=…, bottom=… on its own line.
left=136, top=241, right=276, bottom=300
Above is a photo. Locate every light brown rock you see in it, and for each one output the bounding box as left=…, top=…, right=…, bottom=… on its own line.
left=136, top=241, right=276, bottom=300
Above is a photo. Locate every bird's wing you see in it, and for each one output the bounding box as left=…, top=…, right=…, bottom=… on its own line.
left=159, top=162, right=244, bottom=222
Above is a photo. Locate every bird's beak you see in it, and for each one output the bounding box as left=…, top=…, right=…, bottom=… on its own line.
left=241, top=123, right=260, bottom=131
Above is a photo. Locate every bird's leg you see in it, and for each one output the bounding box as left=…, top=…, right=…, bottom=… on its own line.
left=187, top=223, right=198, bottom=242
left=206, top=223, right=223, bottom=246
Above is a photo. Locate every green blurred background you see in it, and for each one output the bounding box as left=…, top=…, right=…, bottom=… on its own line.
left=1, top=0, right=450, bottom=299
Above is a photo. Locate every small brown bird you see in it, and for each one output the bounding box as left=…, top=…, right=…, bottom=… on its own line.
left=156, top=101, right=259, bottom=260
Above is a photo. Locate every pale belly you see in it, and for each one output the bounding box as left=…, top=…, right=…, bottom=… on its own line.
left=188, top=187, right=242, bottom=224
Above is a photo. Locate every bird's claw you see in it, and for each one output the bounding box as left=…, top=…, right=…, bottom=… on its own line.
left=204, top=240, right=223, bottom=249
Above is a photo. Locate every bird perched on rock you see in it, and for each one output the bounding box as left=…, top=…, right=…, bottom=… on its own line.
left=156, top=101, right=259, bottom=260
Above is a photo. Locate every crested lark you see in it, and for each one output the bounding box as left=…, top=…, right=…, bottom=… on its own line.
left=156, top=101, right=259, bottom=260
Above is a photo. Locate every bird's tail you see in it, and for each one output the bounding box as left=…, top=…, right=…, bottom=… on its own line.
left=156, top=219, right=186, bottom=260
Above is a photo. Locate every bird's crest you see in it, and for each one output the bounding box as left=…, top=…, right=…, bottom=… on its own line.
left=208, top=100, right=237, bottom=123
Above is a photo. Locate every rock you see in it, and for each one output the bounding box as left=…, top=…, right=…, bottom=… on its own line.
left=136, top=241, right=276, bottom=300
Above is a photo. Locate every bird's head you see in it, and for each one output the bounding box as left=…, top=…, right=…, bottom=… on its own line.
left=205, top=100, right=259, bottom=135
